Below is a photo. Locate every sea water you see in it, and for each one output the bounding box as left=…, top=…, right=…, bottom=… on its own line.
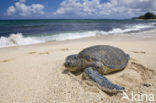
left=0, top=19, right=156, bottom=48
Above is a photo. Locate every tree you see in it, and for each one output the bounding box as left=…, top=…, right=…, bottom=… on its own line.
left=138, top=12, right=156, bottom=19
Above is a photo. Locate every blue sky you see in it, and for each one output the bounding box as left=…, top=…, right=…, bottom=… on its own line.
left=0, top=0, right=156, bottom=19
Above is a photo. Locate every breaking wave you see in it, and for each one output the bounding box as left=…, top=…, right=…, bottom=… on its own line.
left=51, top=23, right=155, bottom=40
left=0, top=23, right=155, bottom=48
left=0, top=33, right=44, bottom=48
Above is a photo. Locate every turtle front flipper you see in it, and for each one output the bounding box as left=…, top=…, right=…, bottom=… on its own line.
left=83, top=67, right=125, bottom=94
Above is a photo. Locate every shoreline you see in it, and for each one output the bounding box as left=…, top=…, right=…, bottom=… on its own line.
left=1, top=29, right=156, bottom=50
left=0, top=30, right=156, bottom=103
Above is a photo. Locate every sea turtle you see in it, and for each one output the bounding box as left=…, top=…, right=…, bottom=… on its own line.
left=64, top=45, right=129, bottom=93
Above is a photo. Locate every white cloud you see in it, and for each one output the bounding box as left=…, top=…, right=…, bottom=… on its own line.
left=7, top=6, right=16, bottom=16
left=7, top=0, right=44, bottom=16
left=54, top=0, right=156, bottom=18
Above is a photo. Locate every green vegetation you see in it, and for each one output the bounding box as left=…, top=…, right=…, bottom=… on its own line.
left=132, top=12, right=156, bottom=20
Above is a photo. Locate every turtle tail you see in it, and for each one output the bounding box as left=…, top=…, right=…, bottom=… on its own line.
left=83, top=67, right=125, bottom=94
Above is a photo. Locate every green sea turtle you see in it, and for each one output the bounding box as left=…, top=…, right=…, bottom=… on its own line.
left=64, top=45, right=129, bottom=93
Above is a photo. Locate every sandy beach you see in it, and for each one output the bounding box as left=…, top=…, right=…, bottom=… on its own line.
left=0, top=30, right=156, bottom=103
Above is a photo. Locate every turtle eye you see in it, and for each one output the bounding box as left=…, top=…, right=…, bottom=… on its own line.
left=64, top=60, right=76, bottom=67
left=64, top=62, right=70, bottom=67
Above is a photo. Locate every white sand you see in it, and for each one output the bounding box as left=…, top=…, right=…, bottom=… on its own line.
left=0, top=30, right=156, bottom=103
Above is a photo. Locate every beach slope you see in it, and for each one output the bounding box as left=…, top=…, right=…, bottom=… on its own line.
left=0, top=30, right=156, bottom=103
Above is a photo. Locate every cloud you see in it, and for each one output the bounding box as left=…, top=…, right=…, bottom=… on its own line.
left=54, top=0, right=156, bottom=18
left=7, top=6, right=16, bottom=16
left=7, top=0, right=44, bottom=16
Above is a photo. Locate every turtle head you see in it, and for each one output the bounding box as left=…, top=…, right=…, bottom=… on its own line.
left=64, top=54, right=81, bottom=72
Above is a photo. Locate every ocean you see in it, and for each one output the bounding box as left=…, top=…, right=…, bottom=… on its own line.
left=0, top=19, right=156, bottom=48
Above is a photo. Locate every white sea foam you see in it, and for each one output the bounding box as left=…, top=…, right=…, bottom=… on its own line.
left=0, top=33, right=43, bottom=48
left=108, top=24, right=154, bottom=34
left=52, top=31, right=97, bottom=40
left=0, top=23, right=155, bottom=48
left=51, top=23, right=155, bottom=40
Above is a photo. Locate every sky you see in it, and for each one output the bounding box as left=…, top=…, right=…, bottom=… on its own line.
left=0, top=0, right=156, bottom=19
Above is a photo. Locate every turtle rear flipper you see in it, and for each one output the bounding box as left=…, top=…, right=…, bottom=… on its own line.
left=83, top=67, right=125, bottom=94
